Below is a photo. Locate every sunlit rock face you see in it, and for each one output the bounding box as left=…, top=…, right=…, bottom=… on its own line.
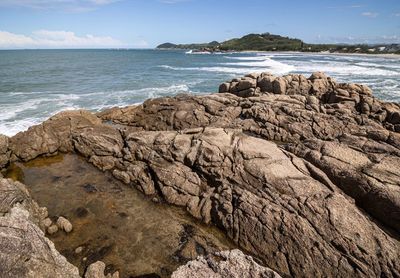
left=1, top=72, right=400, bottom=277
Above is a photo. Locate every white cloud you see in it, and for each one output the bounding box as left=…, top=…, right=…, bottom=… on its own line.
left=361, top=12, right=379, bottom=18
left=394, top=13, right=400, bottom=17
left=0, top=30, right=124, bottom=49
left=327, top=4, right=363, bottom=9
left=0, top=0, right=121, bottom=11
left=158, top=0, right=191, bottom=4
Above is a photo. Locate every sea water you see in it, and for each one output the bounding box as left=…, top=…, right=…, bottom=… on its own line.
left=1, top=49, right=399, bottom=136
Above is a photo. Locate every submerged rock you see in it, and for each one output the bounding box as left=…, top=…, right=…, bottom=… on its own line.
left=171, top=249, right=281, bottom=278
left=1, top=72, right=400, bottom=277
left=48, top=224, right=59, bottom=235
left=84, top=261, right=119, bottom=278
left=57, top=216, right=73, bottom=233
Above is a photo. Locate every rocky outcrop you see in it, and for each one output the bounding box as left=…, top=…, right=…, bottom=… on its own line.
left=0, top=178, right=80, bottom=278
left=2, top=72, right=400, bottom=277
left=171, top=249, right=281, bottom=278
left=10, top=110, right=102, bottom=162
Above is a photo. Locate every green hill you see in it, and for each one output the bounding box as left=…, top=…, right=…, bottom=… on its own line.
left=156, top=33, right=400, bottom=54
left=156, top=33, right=303, bottom=51
left=219, top=33, right=303, bottom=51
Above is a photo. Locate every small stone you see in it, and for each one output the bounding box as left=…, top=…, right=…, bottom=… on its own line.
left=42, top=217, right=52, bottom=228
left=47, top=224, right=58, bottom=235
left=39, top=207, right=48, bottom=219
left=75, top=246, right=83, bottom=254
left=57, top=216, right=73, bottom=233
left=85, top=261, right=119, bottom=278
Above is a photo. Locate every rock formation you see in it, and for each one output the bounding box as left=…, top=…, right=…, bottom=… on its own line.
left=171, top=249, right=281, bottom=278
left=1, top=72, right=399, bottom=277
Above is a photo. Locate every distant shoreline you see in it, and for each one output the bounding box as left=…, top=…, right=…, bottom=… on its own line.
left=238, top=50, right=400, bottom=58
left=157, top=48, right=400, bottom=58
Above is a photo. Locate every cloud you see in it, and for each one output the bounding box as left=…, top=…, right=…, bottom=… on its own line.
left=0, top=30, right=124, bottom=49
left=394, top=13, right=400, bottom=17
left=361, top=12, right=379, bottom=18
left=0, top=0, right=121, bottom=11
left=327, top=4, right=364, bottom=9
left=158, top=0, right=191, bottom=4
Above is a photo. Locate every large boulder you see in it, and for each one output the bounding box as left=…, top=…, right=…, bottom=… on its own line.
left=10, top=110, right=101, bottom=161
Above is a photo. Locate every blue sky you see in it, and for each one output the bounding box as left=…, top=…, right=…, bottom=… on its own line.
left=0, top=0, right=399, bottom=48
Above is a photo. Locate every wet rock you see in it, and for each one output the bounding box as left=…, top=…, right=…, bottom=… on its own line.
left=84, top=261, right=119, bottom=278
left=83, top=183, right=98, bottom=193
left=171, top=249, right=281, bottom=278
left=48, top=224, right=59, bottom=235
left=42, top=217, right=53, bottom=228
left=57, top=216, right=73, bottom=233
left=76, top=207, right=89, bottom=218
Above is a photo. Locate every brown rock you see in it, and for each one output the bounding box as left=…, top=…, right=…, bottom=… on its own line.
left=0, top=135, right=9, bottom=168
left=172, top=249, right=281, bottom=278
left=84, top=261, right=119, bottom=278
left=6, top=72, right=400, bottom=278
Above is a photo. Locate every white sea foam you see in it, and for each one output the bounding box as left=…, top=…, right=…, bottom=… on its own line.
left=223, top=57, right=296, bottom=74
left=225, top=55, right=273, bottom=61
left=161, top=59, right=295, bottom=75
left=0, top=118, right=41, bottom=137
left=291, top=61, right=400, bottom=76
left=0, top=84, right=192, bottom=136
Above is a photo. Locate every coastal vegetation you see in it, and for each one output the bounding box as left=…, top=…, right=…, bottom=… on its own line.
left=157, top=32, right=400, bottom=54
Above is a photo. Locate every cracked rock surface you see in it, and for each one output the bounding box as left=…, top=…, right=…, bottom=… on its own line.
left=171, top=249, right=281, bottom=278
left=1, top=72, right=400, bottom=277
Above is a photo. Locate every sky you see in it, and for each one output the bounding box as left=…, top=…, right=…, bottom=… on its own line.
left=0, top=0, right=399, bottom=49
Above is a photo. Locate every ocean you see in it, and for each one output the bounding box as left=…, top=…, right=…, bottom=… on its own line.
left=1, top=49, right=399, bottom=136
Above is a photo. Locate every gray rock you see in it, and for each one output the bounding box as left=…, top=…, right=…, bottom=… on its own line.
left=84, top=261, right=119, bottom=278
left=172, top=249, right=281, bottom=278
